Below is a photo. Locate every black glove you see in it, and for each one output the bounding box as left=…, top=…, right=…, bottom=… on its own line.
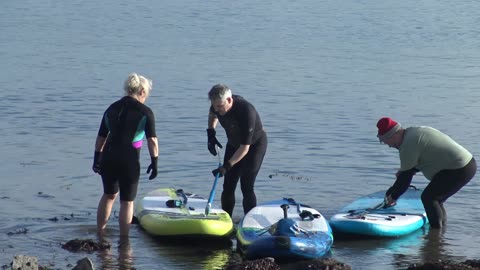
left=147, top=156, right=158, bottom=180
left=207, top=128, right=222, bottom=156
left=212, top=162, right=232, bottom=177
left=385, top=186, right=394, bottom=197
left=92, top=151, right=102, bottom=174
left=384, top=186, right=398, bottom=207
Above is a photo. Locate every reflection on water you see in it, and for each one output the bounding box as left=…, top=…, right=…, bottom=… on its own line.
left=201, top=249, right=232, bottom=270
left=97, top=230, right=234, bottom=270
left=390, top=226, right=470, bottom=269
left=418, top=227, right=448, bottom=264
left=118, top=239, right=134, bottom=270
left=332, top=229, right=429, bottom=269
left=96, top=235, right=134, bottom=270
left=144, top=236, right=233, bottom=270
left=415, top=226, right=471, bottom=265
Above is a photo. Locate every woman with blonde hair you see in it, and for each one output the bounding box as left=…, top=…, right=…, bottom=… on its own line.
left=92, top=73, right=159, bottom=237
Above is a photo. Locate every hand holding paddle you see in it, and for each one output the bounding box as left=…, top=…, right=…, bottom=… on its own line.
left=212, top=161, right=231, bottom=177
left=384, top=194, right=397, bottom=208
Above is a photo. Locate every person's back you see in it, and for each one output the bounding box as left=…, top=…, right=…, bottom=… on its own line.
left=400, top=126, right=472, bottom=180
left=101, top=96, right=155, bottom=156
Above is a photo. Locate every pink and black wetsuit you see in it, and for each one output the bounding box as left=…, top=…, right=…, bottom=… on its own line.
left=97, top=96, right=157, bottom=201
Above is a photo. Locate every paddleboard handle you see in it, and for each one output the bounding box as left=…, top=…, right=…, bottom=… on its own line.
left=280, top=204, right=290, bottom=218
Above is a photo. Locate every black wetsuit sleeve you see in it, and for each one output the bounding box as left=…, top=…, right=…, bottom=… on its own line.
left=144, top=108, right=157, bottom=138
left=97, top=112, right=109, bottom=137
left=385, top=168, right=418, bottom=200
left=239, top=104, right=257, bottom=145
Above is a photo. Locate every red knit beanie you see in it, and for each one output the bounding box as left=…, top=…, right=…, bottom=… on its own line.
left=377, top=117, right=401, bottom=141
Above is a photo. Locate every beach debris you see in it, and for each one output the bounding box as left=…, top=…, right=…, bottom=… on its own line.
left=7, top=228, right=28, bottom=236
left=224, top=257, right=280, bottom=270
left=285, top=258, right=352, bottom=270
left=407, top=259, right=480, bottom=269
left=12, top=255, right=38, bottom=270
left=48, top=213, right=77, bottom=222
left=37, top=192, right=55, bottom=199
left=48, top=217, right=59, bottom=222
left=268, top=170, right=311, bottom=181
left=224, top=257, right=353, bottom=270
left=62, top=239, right=110, bottom=252
left=20, top=161, right=46, bottom=167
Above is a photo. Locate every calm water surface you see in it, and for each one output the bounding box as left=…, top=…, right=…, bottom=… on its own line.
left=1, top=0, right=480, bottom=269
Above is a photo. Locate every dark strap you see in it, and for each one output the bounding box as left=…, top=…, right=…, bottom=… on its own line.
left=299, top=210, right=320, bottom=221
left=176, top=189, right=188, bottom=205
left=283, top=198, right=301, bottom=213
left=283, top=197, right=314, bottom=214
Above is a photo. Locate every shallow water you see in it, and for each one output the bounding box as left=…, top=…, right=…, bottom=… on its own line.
left=1, top=0, right=480, bottom=269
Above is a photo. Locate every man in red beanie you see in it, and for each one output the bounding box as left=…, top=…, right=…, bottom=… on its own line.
left=376, top=117, right=476, bottom=228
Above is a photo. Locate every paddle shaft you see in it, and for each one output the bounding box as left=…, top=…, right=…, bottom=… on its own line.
left=205, top=146, right=222, bottom=215
left=349, top=200, right=386, bottom=218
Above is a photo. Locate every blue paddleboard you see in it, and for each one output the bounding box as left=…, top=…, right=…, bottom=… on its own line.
left=236, top=198, right=333, bottom=260
left=329, top=187, right=428, bottom=237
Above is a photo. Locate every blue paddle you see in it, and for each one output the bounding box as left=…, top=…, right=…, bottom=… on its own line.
left=205, top=146, right=222, bottom=216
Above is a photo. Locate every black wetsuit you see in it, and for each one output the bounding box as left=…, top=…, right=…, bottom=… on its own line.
left=97, top=96, right=156, bottom=201
left=387, top=158, right=476, bottom=228
left=421, top=158, right=476, bottom=228
left=210, top=95, right=267, bottom=216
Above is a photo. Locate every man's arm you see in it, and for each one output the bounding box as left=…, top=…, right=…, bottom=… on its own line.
left=227, top=144, right=250, bottom=167
left=208, top=111, right=218, bottom=129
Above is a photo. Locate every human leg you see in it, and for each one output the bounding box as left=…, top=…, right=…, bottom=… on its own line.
left=97, top=193, right=118, bottom=233
left=97, top=162, right=120, bottom=234
left=119, top=200, right=134, bottom=237
left=221, top=169, right=240, bottom=217
left=239, top=136, right=267, bottom=214
left=422, top=158, right=476, bottom=228
left=118, top=159, right=140, bottom=237
left=118, top=155, right=140, bottom=238
left=440, top=204, right=447, bottom=226
left=421, top=186, right=444, bottom=228
left=240, top=173, right=257, bottom=214
left=221, top=144, right=239, bottom=217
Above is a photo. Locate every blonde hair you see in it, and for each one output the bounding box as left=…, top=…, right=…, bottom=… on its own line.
left=123, top=73, right=152, bottom=97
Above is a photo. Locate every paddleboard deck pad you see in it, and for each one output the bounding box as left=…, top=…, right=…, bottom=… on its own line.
left=329, top=187, right=428, bottom=237
left=134, top=188, right=233, bottom=237
left=236, top=198, right=333, bottom=260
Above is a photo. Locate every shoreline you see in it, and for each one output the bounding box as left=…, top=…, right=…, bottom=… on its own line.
left=5, top=238, right=479, bottom=270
